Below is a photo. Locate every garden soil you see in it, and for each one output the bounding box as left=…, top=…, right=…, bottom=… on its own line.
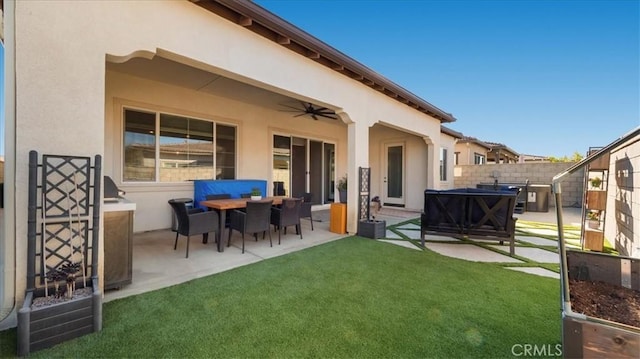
left=569, top=279, right=640, bottom=328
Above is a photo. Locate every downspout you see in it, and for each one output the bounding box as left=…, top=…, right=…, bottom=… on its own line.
left=0, top=0, right=16, bottom=327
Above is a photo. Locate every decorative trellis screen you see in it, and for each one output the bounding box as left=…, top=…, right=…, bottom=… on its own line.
left=358, top=167, right=370, bottom=221
left=27, top=150, right=102, bottom=295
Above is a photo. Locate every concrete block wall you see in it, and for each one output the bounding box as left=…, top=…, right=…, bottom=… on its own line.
left=453, top=162, right=584, bottom=208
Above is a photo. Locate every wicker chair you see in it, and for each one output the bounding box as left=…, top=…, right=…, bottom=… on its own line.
left=300, top=192, right=314, bottom=231
left=168, top=199, right=220, bottom=258
left=271, top=198, right=303, bottom=244
left=228, top=200, right=273, bottom=253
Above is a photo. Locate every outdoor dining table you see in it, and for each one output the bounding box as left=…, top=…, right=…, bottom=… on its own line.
left=200, top=196, right=288, bottom=252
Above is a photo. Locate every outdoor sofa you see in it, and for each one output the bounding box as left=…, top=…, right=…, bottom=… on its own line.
left=420, top=188, right=519, bottom=255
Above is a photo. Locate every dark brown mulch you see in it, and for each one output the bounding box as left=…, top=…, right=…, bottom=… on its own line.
left=569, top=279, right=640, bottom=328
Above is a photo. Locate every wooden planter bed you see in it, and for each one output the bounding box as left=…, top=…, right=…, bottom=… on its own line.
left=562, top=250, right=640, bottom=358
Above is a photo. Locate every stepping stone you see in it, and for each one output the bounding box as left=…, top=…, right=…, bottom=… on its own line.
left=422, top=234, right=461, bottom=242
left=396, top=223, right=420, bottom=230
left=489, top=245, right=559, bottom=263
left=523, top=228, right=561, bottom=237
left=385, top=230, right=402, bottom=239
left=397, top=229, right=423, bottom=240
left=424, top=243, right=523, bottom=263
left=377, top=239, right=421, bottom=250
left=516, top=236, right=558, bottom=247
left=505, top=267, right=560, bottom=279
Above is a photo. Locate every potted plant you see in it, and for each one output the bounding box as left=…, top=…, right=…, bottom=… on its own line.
left=586, top=211, right=600, bottom=229
left=337, top=175, right=347, bottom=203
left=590, top=176, right=602, bottom=189
left=250, top=187, right=262, bottom=201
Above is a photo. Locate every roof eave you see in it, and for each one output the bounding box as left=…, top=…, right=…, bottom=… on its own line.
left=193, top=0, right=456, bottom=123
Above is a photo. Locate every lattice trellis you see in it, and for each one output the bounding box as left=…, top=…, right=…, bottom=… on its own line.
left=27, top=151, right=102, bottom=294
left=358, top=167, right=371, bottom=221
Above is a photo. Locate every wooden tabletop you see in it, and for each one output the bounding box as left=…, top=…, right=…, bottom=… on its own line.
left=200, top=196, right=288, bottom=210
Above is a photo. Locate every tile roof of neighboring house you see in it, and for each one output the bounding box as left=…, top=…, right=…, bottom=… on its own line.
left=457, top=136, right=492, bottom=149
left=441, top=126, right=464, bottom=139
left=194, top=0, right=456, bottom=123
left=484, top=141, right=519, bottom=156
left=520, top=154, right=549, bottom=162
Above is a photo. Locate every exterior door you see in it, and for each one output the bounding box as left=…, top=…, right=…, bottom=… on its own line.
left=383, top=143, right=405, bottom=206
left=274, top=135, right=334, bottom=204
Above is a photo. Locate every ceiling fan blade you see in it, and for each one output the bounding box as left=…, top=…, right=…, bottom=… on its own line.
left=293, top=113, right=307, bottom=117
left=311, top=114, right=319, bottom=121
left=279, top=104, right=306, bottom=111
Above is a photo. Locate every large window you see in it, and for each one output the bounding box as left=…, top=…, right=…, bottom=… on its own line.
left=439, top=148, right=448, bottom=181
left=474, top=153, right=486, bottom=165
left=123, top=108, right=236, bottom=182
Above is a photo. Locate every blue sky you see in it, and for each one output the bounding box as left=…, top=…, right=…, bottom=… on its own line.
left=256, top=0, right=639, bottom=157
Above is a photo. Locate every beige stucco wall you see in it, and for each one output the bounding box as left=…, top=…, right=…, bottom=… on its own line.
left=454, top=162, right=585, bottom=208
left=605, top=134, right=640, bottom=257
left=439, top=133, right=457, bottom=190
left=455, top=142, right=488, bottom=165
left=5, top=0, right=446, bottom=317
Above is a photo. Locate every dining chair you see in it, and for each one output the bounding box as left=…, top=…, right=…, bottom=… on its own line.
left=300, top=192, right=314, bottom=231
left=205, top=193, right=231, bottom=200
left=228, top=199, right=273, bottom=253
left=205, top=193, right=232, bottom=227
left=270, top=197, right=303, bottom=244
left=168, top=199, right=220, bottom=258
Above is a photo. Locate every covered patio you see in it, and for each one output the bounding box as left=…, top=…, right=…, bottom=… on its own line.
left=104, top=208, right=417, bottom=302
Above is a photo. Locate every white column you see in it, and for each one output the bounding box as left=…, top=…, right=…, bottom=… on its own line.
left=423, top=137, right=437, bottom=190
left=347, top=120, right=369, bottom=233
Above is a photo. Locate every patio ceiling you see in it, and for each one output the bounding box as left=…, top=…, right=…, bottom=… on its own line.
left=106, top=56, right=308, bottom=113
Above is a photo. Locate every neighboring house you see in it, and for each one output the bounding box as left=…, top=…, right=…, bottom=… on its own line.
left=484, top=142, right=519, bottom=164
left=0, top=1, right=457, bottom=326
left=439, top=126, right=463, bottom=189
left=454, top=136, right=492, bottom=165
left=519, top=154, right=550, bottom=163
left=454, top=136, right=520, bottom=165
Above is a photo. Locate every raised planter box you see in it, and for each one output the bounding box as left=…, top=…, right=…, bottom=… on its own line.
left=19, top=151, right=104, bottom=356
left=18, top=279, right=102, bottom=355
left=358, top=220, right=386, bottom=239
left=562, top=250, right=639, bottom=358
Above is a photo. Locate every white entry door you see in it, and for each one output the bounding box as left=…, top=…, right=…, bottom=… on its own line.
left=383, top=143, right=405, bottom=206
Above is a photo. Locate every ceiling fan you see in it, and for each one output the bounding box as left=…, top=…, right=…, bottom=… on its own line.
left=279, top=101, right=338, bottom=121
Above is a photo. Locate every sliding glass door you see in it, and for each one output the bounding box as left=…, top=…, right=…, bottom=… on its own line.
left=273, top=135, right=334, bottom=204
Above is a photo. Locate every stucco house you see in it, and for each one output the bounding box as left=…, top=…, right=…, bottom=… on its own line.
left=0, top=0, right=458, bottom=327
left=454, top=136, right=519, bottom=165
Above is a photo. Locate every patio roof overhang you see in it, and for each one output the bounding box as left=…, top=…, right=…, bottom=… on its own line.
left=441, top=126, right=464, bottom=139
left=191, top=0, right=457, bottom=124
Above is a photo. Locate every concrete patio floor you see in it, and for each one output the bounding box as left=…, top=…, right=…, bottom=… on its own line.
left=104, top=206, right=582, bottom=302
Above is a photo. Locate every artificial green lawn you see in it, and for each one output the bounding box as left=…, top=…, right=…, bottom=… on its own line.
left=0, top=237, right=561, bottom=358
